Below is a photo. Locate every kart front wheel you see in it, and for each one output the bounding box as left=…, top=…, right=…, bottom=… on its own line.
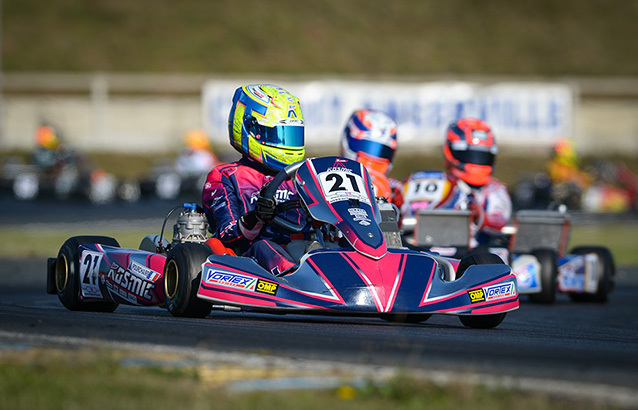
left=163, top=243, right=213, bottom=318
left=381, top=313, right=432, bottom=324
left=56, top=236, right=120, bottom=312
left=459, top=313, right=506, bottom=329
left=568, top=246, right=615, bottom=303
left=456, top=252, right=507, bottom=329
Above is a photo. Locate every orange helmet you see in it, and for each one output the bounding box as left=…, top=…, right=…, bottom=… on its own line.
left=36, top=125, right=60, bottom=150
left=552, top=137, right=578, bottom=168
left=184, top=129, right=211, bottom=151
left=443, top=118, right=497, bottom=188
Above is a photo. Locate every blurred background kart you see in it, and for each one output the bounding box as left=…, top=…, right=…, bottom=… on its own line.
left=511, top=138, right=638, bottom=213
left=0, top=124, right=120, bottom=205
left=137, top=129, right=221, bottom=201
left=404, top=208, right=615, bottom=304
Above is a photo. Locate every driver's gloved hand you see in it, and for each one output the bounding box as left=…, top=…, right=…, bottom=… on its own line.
left=255, top=195, right=276, bottom=222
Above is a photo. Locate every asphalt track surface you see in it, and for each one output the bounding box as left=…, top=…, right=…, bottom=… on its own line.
left=1, top=199, right=638, bottom=406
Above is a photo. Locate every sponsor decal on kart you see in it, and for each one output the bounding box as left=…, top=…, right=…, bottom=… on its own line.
left=255, top=279, right=279, bottom=295
left=205, top=269, right=257, bottom=291
left=79, top=250, right=104, bottom=298
left=483, top=282, right=516, bottom=301
left=468, top=282, right=516, bottom=303
left=512, top=260, right=538, bottom=291
left=318, top=169, right=369, bottom=205
left=558, top=256, right=586, bottom=292
left=348, top=207, right=371, bottom=226
left=105, top=262, right=155, bottom=301
left=128, top=261, right=161, bottom=282
left=204, top=269, right=280, bottom=296
left=468, top=289, right=485, bottom=303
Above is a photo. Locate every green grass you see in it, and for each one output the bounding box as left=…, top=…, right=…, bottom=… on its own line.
left=570, top=224, right=638, bottom=266
left=0, top=347, right=609, bottom=410
left=4, top=0, right=638, bottom=76
left=0, top=222, right=635, bottom=266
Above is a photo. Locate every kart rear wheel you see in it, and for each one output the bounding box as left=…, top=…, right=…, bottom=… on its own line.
left=456, top=252, right=507, bottom=329
left=381, top=313, right=432, bottom=324
left=164, top=243, right=213, bottom=318
left=56, top=236, right=120, bottom=312
left=528, top=248, right=558, bottom=304
left=568, top=246, right=615, bottom=303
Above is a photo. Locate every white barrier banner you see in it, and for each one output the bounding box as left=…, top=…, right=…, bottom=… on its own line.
left=202, top=80, right=573, bottom=149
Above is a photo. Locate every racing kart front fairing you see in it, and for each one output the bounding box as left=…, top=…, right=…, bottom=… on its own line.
left=197, top=156, right=519, bottom=316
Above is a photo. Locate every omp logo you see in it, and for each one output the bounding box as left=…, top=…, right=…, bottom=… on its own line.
left=468, top=289, right=485, bottom=303
left=255, top=279, right=279, bottom=295
left=484, top=283, right=516, bottom=301
left=205, top=270, right=256, bottom=290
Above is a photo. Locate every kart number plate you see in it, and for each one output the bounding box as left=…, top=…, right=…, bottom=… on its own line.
left=79, top=250, right=104, bottom=298
left=318, top=171, right=369, bottom=205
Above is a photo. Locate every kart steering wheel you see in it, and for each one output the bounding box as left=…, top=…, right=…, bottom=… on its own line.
left=260, top=161, right=306, bottom=233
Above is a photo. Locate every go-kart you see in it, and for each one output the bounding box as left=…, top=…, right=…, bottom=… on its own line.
left=2, top=154, right=122, bottom=204
left=47, top=156, right=518, bottom=329
left=403, top=208, right=615, bottom=304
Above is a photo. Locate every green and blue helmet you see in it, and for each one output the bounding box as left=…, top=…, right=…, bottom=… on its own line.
left=228, top=84, right=305, bottom=172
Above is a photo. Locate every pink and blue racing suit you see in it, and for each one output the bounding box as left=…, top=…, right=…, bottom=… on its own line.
left=202, top=157, right=307, bottom=276
left=400, top=170, right=512, bottom=247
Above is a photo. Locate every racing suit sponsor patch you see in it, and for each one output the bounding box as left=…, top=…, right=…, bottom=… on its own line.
left=468, top=289, right=485, bottom=303
left=205, top=269, right=257, bottom=291
left=255, top=279, right=279, bottom=295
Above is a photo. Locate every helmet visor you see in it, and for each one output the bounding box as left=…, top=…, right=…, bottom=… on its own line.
left=246, top=119, right=304, bottom=148
left=450, top=146, right=495, bottom=166
left=347, top=137, right=395, bottom=163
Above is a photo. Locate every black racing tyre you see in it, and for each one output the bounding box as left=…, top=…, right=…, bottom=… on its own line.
left=456, top=252, right=507, bottom=329
left=456, top=252, right=504, bottom=280
left=568, top=246, right=615, bottom=303
left=528, top=248, right=558, bottom=304
left=163, top=243, right=213, bottom=318
left=459, top=313, right=506, bottom=329
left=381, top=313, right=432, bottom=324
left=56, top=235, right=120, bottom=312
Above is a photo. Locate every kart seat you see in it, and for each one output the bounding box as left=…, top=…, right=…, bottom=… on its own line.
left=205, top=237, right=237, bottom=256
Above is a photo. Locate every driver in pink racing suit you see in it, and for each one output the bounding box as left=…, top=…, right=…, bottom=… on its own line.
left=401, top=118, right=511, bottom=248
left=202, top=84, right=306, bottom=277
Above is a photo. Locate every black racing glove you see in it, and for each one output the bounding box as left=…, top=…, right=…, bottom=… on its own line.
left=255, top=195, right=276, bottom=222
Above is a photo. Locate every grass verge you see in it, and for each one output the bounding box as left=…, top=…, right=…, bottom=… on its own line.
left=1, top=223, right=635, bottom=266
left=0, top=346, right=607, bottom=410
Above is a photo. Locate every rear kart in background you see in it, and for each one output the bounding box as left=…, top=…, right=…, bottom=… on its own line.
left=403, top=208, right=615, bottom=304
left=137, top=160, right=209, bottom=201
left=1, top=154, right=119, bottom=205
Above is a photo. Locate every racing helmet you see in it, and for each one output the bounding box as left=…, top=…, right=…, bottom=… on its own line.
left=552, top=137, right=579, bottom=168
left=443, top=118, right=498, bottom=188
left=340, top=109, right=397, bottom=175
left=228, top=84, right=304, bottom=172
left=183, top=129, right=211, bottom=151
left=36, top=125, right=60, bottom=150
